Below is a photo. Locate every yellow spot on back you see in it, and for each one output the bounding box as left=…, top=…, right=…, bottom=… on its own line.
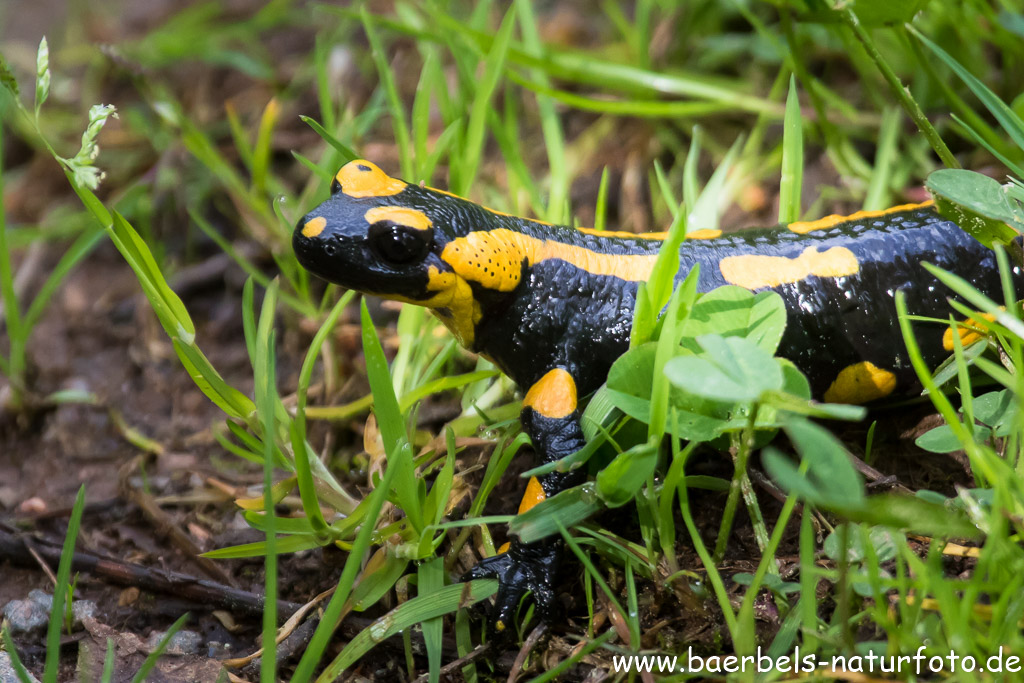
left=523, top=368, right=577, bottom=419
left=336, top=160, right=406, bottom=198
left=823, top=361, right=897, bottom=404
left=943, top=312, right=997, bottom=351
left=442, top=228, right=659, bottom=292
left=364, top=206, right=433, bottom=231
left=576, top=227, right=668, bottom=240
left=301, top=216, right=326, bottom=238
left=787, top=201, right=935, bottom=235
left=719, top=246, right=859, bottom=289
left=686, top=228, right=723, bottom=240
left=518, top=477, right=546, bottom=514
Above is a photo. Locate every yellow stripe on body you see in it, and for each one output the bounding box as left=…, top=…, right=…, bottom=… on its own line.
left=574, top=227, right=722, bottom=240
left=441, top=228, right=660, bottom=292
left=787, top=201, right=934, bottom=235
left=719, top=246, right=859, bottom=289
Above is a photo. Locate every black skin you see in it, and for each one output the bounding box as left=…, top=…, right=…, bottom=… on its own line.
left=293, top=163, right=1019, bottom=634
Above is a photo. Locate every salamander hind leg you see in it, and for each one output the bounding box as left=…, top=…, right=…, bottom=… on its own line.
left=464, top=367, right=586, bottom=634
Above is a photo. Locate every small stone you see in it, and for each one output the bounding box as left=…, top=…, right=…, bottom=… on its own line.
left=2, top=598, right=48, bottom=634
left=71, top=600, right=97, bottom=628
left=27, top=590, right=53, bottom=609
left=0, top=651, right=41, bottom=683
left=146, top=629, right=202, bottom=656
left=17, top=497, right=47, bottom=515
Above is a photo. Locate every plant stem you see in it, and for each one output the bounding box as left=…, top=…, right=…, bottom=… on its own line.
left=841, top=9, right=959, bottom=169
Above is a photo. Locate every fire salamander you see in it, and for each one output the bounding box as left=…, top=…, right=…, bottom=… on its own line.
left=293, top=159, right=1013, bottom=631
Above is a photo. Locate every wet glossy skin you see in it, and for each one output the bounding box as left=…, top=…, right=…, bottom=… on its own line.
left=293, top=159, right=1014, bottom=631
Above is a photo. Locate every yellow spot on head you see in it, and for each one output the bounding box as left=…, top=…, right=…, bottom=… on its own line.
left=788, top=201, right=935, bottom=235
left=335, top=160, right=407, bottom=198
left=523, top=369, right=577, bottom=419
left=942, top=312, right=997, bottom=351
left=301, top=216, right=326, bottom=238
left=518, top=477, right=546, bottom=515
left=719, top=246, right=859, bottom=289
left=364, top=206, right=433, bottom=231
left=823, top=361, right=897, bottom=404
left=686, top=228, right=723, bottom=240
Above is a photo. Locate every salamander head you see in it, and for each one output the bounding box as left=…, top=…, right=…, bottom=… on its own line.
left=293, top=159, right=483, bottom=345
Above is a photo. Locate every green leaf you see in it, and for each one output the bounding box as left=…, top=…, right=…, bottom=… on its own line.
left=352, top=550, right=409, bottom=611
left=173, top=340, right=256, bottom=420
left=606, top=344, right=732, bottom=442
left=664, top=335, right=784, bottom=403
left=822, top=523, right=899, bottom=564
left=849, top=493, right=981, bottom=539
left=763, top=417, right=864, bottom=509
left=915, top=424, right=993, bottom=453
left=927, top=170, right=1023, bottom=245
left=595, top=440, right=658, bottom=507
left=679, top=287, right=787, bottom=355
left=973, top=390, right=1016, bottom=433
left=0, top=52, right=19, bottom=96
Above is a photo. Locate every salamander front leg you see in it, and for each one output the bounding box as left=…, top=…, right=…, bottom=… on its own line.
left=465, top=368, right=586, bottom=633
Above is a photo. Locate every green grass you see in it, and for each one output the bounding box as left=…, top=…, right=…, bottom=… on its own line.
left=3, top=0, right=1024, bottom=680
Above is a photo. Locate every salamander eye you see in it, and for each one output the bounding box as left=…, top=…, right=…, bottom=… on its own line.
left=330, top=178, right=342, bottom=194
left=368, top=221, right=432, bottom=266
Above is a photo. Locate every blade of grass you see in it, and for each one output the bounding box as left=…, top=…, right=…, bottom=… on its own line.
left=314, top=580, right=498, bottom=680
left=251, top=98, right=280, bottom=196
left=910, top=27, right=1024, bottom=156
left=299, top=115, right=358, bottom=162
left=254, top=280, right=280, bottom=682
left=863, top=107, right=901, bottom=211
left=43, top=485, right=86, bottom=683
left=778, top=75, right=804, bottom=224
left=2, top=627, right=35, bottom=683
